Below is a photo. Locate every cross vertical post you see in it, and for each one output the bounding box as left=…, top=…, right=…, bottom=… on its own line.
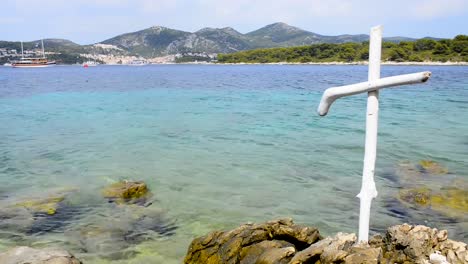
left=317, top=25, right=431, bottom=243
left=357, top=25, right=382, bottom=243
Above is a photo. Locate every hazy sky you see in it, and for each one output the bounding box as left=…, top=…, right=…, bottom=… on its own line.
left=2, top=0, right=467, bottom=44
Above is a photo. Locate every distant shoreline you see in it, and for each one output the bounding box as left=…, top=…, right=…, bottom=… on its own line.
left=211, top=61, right=468, bottom=66
left=3, top=61, right=467, bottom=67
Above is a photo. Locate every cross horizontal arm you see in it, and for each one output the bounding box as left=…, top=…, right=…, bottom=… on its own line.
left=317, top=71, right=431, bottom=116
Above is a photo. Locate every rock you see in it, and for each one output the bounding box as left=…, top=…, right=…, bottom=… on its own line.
left=382, top=223, right=448, bottom=263
left=0, top=246, right=82, bottom=264
left=430, top=251, right=450, bottom=264
left=289, top=237, right=332, bottom=264
left=101, top=181, right=151, bottom=205
left=435, top=239, right=468, bottom=264
left=344, top=246, right=382, bottom=264
left=320, top=233, right=356, bottom=263
left=184, top=218, right=321, bottom=264
left=184, top=220, right=467, bottom=264
left=418, top=160, right=448, bottom=175
left=241, top=240, right=295, bottom=264
left=381, top=224, right=467, bottom=263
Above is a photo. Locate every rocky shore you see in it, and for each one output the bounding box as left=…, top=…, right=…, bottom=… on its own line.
left=184, top=218, right=467, bottom=264
left=214, top=61, right=468, bottom=66
left=3, top=218, right=465, bottom=263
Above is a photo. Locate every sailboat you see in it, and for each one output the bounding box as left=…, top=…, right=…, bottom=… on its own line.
left=12, top=40, right=56, bottom=68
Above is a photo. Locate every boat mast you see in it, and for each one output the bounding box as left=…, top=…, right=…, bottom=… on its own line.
left=41, top=39, right=45, bottom=58
left=21, top=41, right=24, bottom=58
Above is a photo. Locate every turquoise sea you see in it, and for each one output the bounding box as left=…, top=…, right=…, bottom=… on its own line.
left=0, top=65, right=467, bottom=263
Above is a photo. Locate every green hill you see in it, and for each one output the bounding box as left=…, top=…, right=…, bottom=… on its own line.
left=217, top=35, right=468, bottom=63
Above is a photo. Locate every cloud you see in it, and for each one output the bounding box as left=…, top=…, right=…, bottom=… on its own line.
left=1, top=0, right=466, bottom=43
left=405, top=0, right=468, bottom=19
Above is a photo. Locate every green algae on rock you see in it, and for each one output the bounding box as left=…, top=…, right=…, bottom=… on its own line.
left=398, top=187, right=431, bottom=207
left=101, top=181, right=152, bottom=205
left=418, top=160, right=449, bottom=175
left=0, top=188, right=83, bottom=235
left=10, top=187, right=78, bottom=215
left=430, top=187, right=468, bottom=217
left=14, top=196, right=64, bottom=215
left=397, top=185, right=468, bottom=219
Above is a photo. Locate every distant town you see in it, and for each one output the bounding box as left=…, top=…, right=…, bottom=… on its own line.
left=0, top=44, right=216, bottom=65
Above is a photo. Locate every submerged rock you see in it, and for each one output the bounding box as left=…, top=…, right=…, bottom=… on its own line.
left=0, top=188, right=82, bottom=235
left=0, top=207, right=34, bottom=233
left=67, top=204, right=177, bottom=259
left=8, top=187, right=78, bottom=216
left=27, top=204, right=85, bottom=235
left=101, top=181, right=152, bottom=205
left=398, top=187, right=431, bottom=207
left=394, top=160, right=451, bottom=186
left=391, top=160, right=467, bottom=221
left=397, top=185, right=468, bottom=219
left=0, top=246, right=82, bottom=264
left=184, top=220, right=468, bottom=264
left=14, top=196, right=64, bottom=215
left=394, top=160, right=424, bottom=183
left=73, top=224, right=135, bottom=260
left=418, top=160, right=449, bottom=175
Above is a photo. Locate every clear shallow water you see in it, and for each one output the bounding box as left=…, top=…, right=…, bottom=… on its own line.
left=0, top=65, right=467, bottom=263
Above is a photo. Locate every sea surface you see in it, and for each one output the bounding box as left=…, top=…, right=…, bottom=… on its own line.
left=0, top=65, right=467, bottom=263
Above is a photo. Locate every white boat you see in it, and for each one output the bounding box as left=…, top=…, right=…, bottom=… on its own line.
left=11, top=40, right=56, bottom=68
left=3, top=63, right=12, bottom=67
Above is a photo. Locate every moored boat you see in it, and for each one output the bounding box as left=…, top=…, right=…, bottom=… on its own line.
left=11, top=40, right=56, bottom=68
left=12, top=58, right=56, bottom=68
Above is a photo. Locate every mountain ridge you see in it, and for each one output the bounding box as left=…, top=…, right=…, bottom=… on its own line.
left=96, top=22, right=422, bottom=57
left=1, top=22, right=445, bottom=62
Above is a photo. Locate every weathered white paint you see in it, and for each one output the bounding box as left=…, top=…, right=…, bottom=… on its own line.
left=357, top=25, right=382, bottom=243
left=317, top=25, right=431, bottom=243
left=317, top=71, right=431, bottom=116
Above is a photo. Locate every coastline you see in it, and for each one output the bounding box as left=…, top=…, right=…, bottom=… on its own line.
left=211, top=61, right=468, bottom=66
left=3, top=61, right=467, bottom=67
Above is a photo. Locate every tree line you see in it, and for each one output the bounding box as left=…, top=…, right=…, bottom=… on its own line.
left=217, top=35, right=468, bottom=63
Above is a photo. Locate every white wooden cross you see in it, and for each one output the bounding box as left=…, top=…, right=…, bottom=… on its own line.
left=317, top=25, right=431, bottom=243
